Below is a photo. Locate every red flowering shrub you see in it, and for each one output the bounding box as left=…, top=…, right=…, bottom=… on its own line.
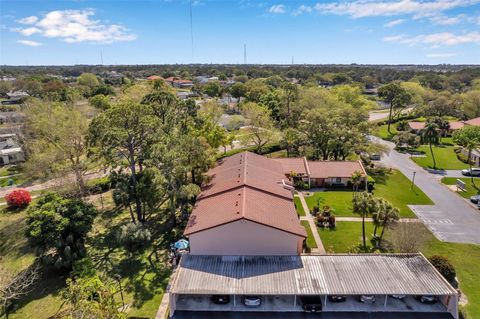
left=5, top=189, right=32, bottom=208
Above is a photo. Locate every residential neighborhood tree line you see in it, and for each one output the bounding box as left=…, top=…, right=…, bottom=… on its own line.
left=1, top=65, right=480, bottom=317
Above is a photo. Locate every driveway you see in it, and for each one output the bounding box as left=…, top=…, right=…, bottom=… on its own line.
left=372, top=136, right=480, bottom=244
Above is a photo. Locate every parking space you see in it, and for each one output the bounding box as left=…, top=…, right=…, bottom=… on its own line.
left=172, top=311, right=454, bottom=319
left=175, top=295, right=301, bottom=312
left=174, top=294, right=448, bottom=314
left=409, top=205, right=467, bottom=242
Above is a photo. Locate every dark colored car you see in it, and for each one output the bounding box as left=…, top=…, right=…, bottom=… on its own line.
left=328, top=295, right=346, bottom=302
left=470, top=195, right=480, bottom=204
left=300, top=295, right=323, bottom=312
left=416, top=295, right=437, bottom=304
left=211, top=295, right=230, bottom=304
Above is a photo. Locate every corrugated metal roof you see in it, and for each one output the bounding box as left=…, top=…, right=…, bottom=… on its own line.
left=170, top=254, right=457, bottom=296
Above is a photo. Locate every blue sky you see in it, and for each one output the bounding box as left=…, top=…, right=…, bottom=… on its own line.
left=1, top=0, right=479, bottom=65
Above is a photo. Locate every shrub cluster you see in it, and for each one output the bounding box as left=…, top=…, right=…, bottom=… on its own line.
left=5, top=189, right=32, bottom=208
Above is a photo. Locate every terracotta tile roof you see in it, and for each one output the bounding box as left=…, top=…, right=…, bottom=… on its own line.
left=465, top=117, right=480, bottom=126
left=449, top=121, right=465, bottom=130
left=273, top=157, right=309, bottom=176
left=147, top=75, right=162, bottom=81
left=184, top=152, right=306, bottom=238
left=408, top=121, right=425, bottom=130
left=307, top=160, right=366, bottom=179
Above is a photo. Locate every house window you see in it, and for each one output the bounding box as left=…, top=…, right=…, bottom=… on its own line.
left=335, top=177, right=342, bottom=183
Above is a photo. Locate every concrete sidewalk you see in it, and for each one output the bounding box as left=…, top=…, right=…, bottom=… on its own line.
left=296, top=193, right=326, bottom=253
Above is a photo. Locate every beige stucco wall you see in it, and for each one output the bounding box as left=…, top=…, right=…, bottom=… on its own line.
left=189, top=219, right=303, bottom=255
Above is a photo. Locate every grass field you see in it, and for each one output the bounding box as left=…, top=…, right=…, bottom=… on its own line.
left=441, top=177, right=480, bottom=198
left=318, top=221, right=480, bottom=319
left=374, top=123, right=398, bottom=140
left=1, top=191, right=172, bottom=319
left=319, top=221, right=375, bottom=253
left=293, top=196, right=306, bottom=216
left=303, top=170, right=430, bottom=218
left=412, top=144, right=469, bottom=170
left=300, top=220, right=317, bottom=249
left=372, top=169, right=432, bottom=217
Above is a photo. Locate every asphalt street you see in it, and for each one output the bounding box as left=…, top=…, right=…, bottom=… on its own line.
left=373, top=136, right=480, bottom=244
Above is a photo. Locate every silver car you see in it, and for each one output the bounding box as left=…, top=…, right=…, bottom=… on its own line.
left=243, top=296, right=261, bottom=307
left=359, top=295, right=376, bottom=304
left=462, top=168, right=480, bottom=177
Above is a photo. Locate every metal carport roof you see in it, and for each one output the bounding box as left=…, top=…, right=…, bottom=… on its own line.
left=170, top=254, right=457, bottom=296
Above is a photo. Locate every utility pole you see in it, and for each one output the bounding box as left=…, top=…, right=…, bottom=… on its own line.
left=244, top=44, right=247, bottom=64
left=100, top=49, right=103, bottom=65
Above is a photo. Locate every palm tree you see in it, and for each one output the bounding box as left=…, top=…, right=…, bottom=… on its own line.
left=352, top=192, right=378, bottom=249
left=377, top=198, right=400, bottom=242
left=453, top=126, right=480, bottom=189
left=421, top=123, right=440, bottom=169
left=350, top=170, right=363, bottom=195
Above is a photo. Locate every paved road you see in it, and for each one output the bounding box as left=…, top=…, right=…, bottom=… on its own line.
left=373, top=136, right=480, bottom=244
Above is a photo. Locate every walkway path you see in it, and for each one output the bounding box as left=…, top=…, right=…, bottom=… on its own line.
left=372, top=136, right=480, bottom=244
left=296, top=193, right=326, bottom=253
left=335, top=217, right=421, bottom=223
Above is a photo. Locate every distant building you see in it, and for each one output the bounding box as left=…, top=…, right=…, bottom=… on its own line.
left=147, top=75, right=162, bottom=81
left=0, top=134, right=24, bottom=165
left=164, top=77, right=194, bottom=89
left=2, top=91, right=29, bottom=105
left=98, top=71, right=124, bottom=85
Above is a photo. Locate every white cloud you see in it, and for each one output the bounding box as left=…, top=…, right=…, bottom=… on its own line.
left=314, top=0, right=480, bottom=18
left=384, top=19, right=405, bottom=27
left=384, top=32, right=480, bottom=47
left=426, top=53, right=457, bottom=57
left=13, top=9, right=136, bottom=44
left=383, top=34, right=407, bottom=42
left=268, top=4, right=286, bottom=14
left=17, top=40, right=43, bottom=47
left=429, top=14, right=465, bottom=25
left=17, top=16, right=38, bottom=24
left=293, top=5, right=313, bottom=16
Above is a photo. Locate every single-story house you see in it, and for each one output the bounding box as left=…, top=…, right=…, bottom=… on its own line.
left=147, top=75, right=162, bottom=81
left=408, top=117, right=480, bottom=135
left=0, top=134, right=24, bottom=165
left=169, top=254, right=458, bottom=318
left=184, top=152, right=306, bottom=256
left=274, top=157, right=367, bottom=189
left=164, top=77, right=194, bottom=88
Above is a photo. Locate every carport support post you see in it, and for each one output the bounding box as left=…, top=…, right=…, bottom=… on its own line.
left=384, top=295, right=388, bottom=308
left=293, top=295, right=296, bottom=309
left=233, top=295, right=236, bottom=307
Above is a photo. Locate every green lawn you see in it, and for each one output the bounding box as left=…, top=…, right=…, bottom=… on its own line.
left=300, top=220, right=317, bottom=249
left=303, top=170, right=430, bottom=218
left=411, top=144, right=469, bottom=170
left=304, top=191, right=356, bottom=217
left=318, top=221, right=480, bottom=319
left=319, top=221, right=376, bottom=253
left=372, top=169, right=432, bottom=217
left=293, top=196, right=306, bottom=216
left=441, top=177, right=479, bottom=198
left=374, top=123, right=398, bottom=140
left=1, top=191, right=172, bottom=319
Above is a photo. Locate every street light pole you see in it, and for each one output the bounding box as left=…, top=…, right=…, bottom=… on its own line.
left=411, top=171, right=416, bottom=190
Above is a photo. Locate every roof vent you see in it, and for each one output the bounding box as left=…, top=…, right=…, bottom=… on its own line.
left=235, top=201, right=238, bottom=206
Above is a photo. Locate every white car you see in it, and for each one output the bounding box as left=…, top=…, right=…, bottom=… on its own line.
left=461, top=168, right=480, bottom=176
left=243, top=296, right=261, bottom=307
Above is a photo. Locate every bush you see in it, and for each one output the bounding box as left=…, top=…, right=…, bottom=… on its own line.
left=5, top=189, right=32, bottom=208
left=428, top=255, right=457, bottom=285
left=86, top=177, right=111, bottom=195
left=116, top=222, right=151, bottom=253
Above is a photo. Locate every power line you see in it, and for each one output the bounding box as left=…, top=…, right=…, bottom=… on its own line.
left=190, top=0, right=194, bottom=62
